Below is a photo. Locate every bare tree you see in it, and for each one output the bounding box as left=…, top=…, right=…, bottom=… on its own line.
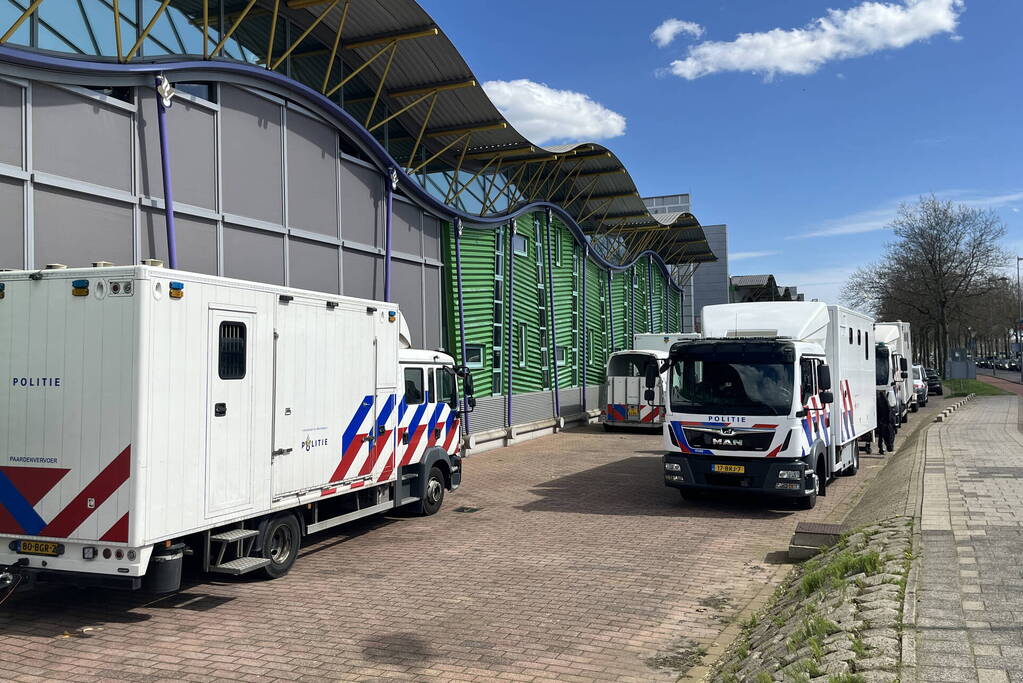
left=842, top=196, right=1009, bottom=372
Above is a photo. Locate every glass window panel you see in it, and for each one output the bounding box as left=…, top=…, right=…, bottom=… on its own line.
left=218, top=322, right=247, bottom=380
left=403, top=368, right=424, bottom=405
left=465, top=344, right=485, bottom=369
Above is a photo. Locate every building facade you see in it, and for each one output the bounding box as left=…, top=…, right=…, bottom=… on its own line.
left=0, top=1, right=715, bottom=448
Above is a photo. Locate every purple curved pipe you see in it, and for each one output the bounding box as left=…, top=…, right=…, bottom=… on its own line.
left=155, top=77, right=177, bottom=269
left=506, top=221, right=514, bottom=429
left=544, top=209, right=560, bottom=418
left=0, top=47, right=698, bottom=295
left=384, top=168, right=393, bottom=301
left=581, top=245, right=588, bottom=411
left=453, top=218, right=470, bottom=435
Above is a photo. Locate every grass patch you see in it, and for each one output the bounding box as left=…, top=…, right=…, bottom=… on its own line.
left=851, top=637, right=870, bottom=658
left=754, top=672, right=773, bottom=683
left=787, top=616, right=841, bottom=652
left=800, top=550, right=883, bottom=596
left=944, top=379, right=1009, bottom=397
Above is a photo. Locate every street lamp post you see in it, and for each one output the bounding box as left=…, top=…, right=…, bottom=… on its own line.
left=1017, top=256, right=1022, bottom=383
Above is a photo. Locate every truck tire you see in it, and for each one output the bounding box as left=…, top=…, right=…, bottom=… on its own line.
left=259, top=513, right=301, bottom=579
left=840, top=448, right=859, bottom=477
left=911, top=401, right=919, bottom=413
left=419, top=466, right=445, bottom=516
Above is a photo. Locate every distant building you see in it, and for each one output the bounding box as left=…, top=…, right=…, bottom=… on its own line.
left=643, top=196, right=729, bottom=331
left=730, top=275, right=804, bottom=303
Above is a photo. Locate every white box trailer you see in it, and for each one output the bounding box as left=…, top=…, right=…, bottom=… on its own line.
left=655, top=302, right=876, bottom=509
left=600, top=334, right=700, bottom=429
left=874, top=321, right=914, bottom=420
left=0, top=266, right=473, bottom=592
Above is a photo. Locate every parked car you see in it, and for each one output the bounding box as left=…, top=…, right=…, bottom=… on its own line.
left=925, top=367, right=943, bottom=395
left=912, top=365, right=928, bottom=410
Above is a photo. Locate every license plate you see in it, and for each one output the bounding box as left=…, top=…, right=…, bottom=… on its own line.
left=14, top=540, right=63, bottom=557
left=712, top=464, right=745, bottom=474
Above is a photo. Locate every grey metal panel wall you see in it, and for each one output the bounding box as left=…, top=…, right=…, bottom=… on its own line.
left=0, top=177, right=23, bottom=268
left=392, top=198, right=422, bottom=257
left=422, top=213, right=441, bottom=261
left=33, top=85, right=132, bottom=192
left=585, top=385, right=600, bottom=411
left=0, top=76, right=443, bottom=352
left=137, top=90, right=217, bottom=209
left=220, top=86, right=283, bottom=224
left=470, top=395, right=506, bottom=434
left=223, top=223, right=284, bottom=284
left=34, top=187, right=133, bottom=266
left=692, top=224, right=729, bottom=314
left=288, top=237, right=339, bottom=294
left=511, top=390, right=555, bottom=425
left=558, top=387, right=583, bottom=416
left=392, top=259, right=423, bottom=347
left=0, top=80, right=21, bottom=166
left=340, top=160, right=382, bottom=248
left=342, top=247, right=382, bottom=300
left=286, top=109, right=338, bottom=236
left=424, top=265, right=442, bottom=349
left=141, top=208, right=218, bottom=275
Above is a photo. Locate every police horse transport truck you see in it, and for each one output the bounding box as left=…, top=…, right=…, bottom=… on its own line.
left=0, top=265, right=474, bottom=593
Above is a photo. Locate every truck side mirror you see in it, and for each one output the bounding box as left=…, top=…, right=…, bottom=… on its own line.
left=644, top=389, right=655, bottom=403
left=900, top=358, right=908, bottom=372
left=901, top=371, right=908, bottom=379
left=644, top=362, right=659, bottom=389
left=819, top=390, right=834, bottom=404
left=462, top=372, right=475, bottom=397
left=817, top=366, right=832, bottom=391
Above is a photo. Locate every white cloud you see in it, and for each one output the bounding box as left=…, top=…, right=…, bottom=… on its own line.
left=730, top=250, right=781, bottom=261
left=667, top=0, right=964, bottom=80
left=482, top=79, right=626, bottom=145
left=789, top=189, right=1023, bottom=240
left=651, top=18, right=704, bottom=47
left=1013, top=207, right=1021, bottom=213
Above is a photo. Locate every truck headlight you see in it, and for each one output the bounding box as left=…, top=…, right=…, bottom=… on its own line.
left=777, top=469, right=802, bottom=480
left=664, top=463, right=682, bottom=472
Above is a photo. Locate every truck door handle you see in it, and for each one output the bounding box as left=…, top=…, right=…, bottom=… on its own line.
left=402, top=430, right=410, bottom=445
left=214, top=403, right=227, bottom=417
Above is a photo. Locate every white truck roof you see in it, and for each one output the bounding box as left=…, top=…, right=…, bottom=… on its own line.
left=632, top=333, right=699, bottom=353
left=702, top=302, right=829, bottom=345
left=874, top=323, right=900, bottom=347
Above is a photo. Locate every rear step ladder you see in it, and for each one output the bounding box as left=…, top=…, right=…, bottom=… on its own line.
left=206, top=527, right=270, bottom=575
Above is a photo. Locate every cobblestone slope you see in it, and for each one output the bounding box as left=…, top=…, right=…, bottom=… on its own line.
left=712, top=518, right=913, bottom=683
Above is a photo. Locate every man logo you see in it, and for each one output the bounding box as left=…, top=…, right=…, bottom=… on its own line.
left=711, top=437, right=742, bottom=447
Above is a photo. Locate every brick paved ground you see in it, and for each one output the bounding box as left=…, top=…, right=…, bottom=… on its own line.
left=914, top=396, right=1023, bottom=683
left=0, top=412, right=934, bottom=682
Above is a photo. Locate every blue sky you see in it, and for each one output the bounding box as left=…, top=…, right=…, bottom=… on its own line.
left=420, top=0, right=1022, bottom=303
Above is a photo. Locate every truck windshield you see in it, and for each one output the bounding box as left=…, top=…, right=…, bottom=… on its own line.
left=669, top=357, right=795, bottom=416
left=607, top=353, right=655, bottom=377
left=876, top=348, right=890, bottom=385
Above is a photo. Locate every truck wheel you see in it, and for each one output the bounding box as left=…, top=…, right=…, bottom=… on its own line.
left=419, top=466, right=445, bottom=516
left=842, top=449, right=859, bottom=477
left=259, top=513, right=301, bottom=579
left=679, top=488, right=702, bottom=502
left=911, top=402, right=919, bottom=413
left=796, top=492, right=817, bottom=510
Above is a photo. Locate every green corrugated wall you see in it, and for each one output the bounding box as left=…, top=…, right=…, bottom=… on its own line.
left=441, top=217, right=685, bottom=406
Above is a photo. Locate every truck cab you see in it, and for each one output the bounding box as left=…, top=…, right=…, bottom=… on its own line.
left=657, top=302, right=873, bottom=509
left=602, top=350, right=667, bottom=428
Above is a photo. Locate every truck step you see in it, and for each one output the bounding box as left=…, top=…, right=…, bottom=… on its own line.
left=210, top=556, right=271, bottom=575
left=209, top=529, right=259, bottom=543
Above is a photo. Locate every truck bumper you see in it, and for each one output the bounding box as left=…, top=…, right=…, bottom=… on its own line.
left=1, top=563, right=142, bottom=592
left=662, top=453, right=815, bottom=498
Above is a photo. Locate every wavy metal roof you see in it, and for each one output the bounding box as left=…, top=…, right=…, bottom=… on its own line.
left=245, top=0, right=715, bottom=264
left=0, top=0, right=715, bottom=266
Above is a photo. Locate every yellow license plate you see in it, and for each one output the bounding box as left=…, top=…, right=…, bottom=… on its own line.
left=712, top=464, right=745, bottom=474
left=15, top=540, right=63, bottom=556
left=627, top=406, right=639, bottom=417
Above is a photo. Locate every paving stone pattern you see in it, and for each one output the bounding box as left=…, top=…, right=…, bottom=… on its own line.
left=916, top=396, right=1023, bottom=683
left=0, top=421, right=902, bottom=682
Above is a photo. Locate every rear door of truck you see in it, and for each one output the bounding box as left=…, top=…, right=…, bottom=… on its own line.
left=0, top=271, right=136, bottom=549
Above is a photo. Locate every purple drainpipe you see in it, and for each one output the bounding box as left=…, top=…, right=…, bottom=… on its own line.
left=581, top=245, right=588, bottom=412
left=607, top=269, right=615, bottom=352
left=384, top=168, right=395, bottom=301
left=155, top=76, right=178, bottom=269
left=647, top=255, right=654, bottom=333
left=544, top=209, right=560, bottom=419
left=453, top=218, right=470, bottom=435
left=506, top=221, right=515, bottom=429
